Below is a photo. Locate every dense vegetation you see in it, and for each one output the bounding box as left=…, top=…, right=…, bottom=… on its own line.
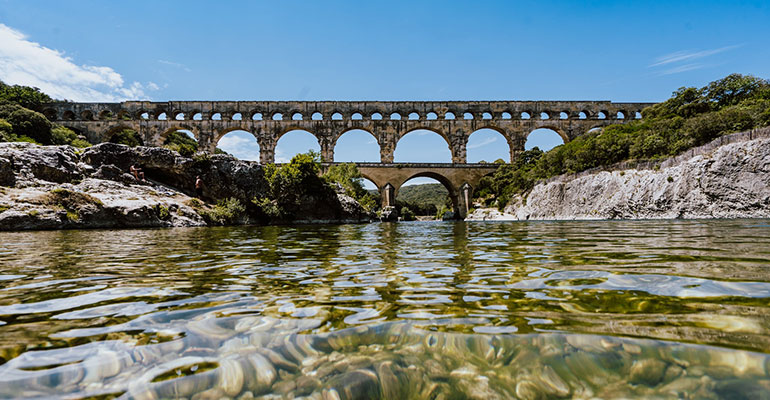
left=476, top=73, right=770, bottom=209
left=0, top=81, right=89, bottom=147
left=323, top=162, right=379, bottom=212
left=394, top=183, right=451, bottom=217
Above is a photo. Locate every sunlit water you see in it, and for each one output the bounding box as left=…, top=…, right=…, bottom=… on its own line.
left=1, top=220, right=770, bottom=399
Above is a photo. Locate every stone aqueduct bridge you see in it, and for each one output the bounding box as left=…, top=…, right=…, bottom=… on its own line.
left=44, top=100, right=654, bottom=218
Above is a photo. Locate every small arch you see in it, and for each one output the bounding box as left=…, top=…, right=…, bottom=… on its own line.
left=540, top=112, right=550, bottom=120
left=312, top=112, right=323, bottom=120
left=232, top=113, right=242, bottom=121
left=252, top=112, right=263, bottom=121
left=521, top=112, right=531, bottom=120
left=212, top=113, right=223, bottom=120
left=79, top=110, right=94, bottom=120
left=408, top=112, right=420, bottom=120
left=42, top=108, right=57, bottom=120
left=635, top=111, right=643, bottom=119
left=140, top=112, right=150, bottom=120
left=332, top=112, right=343, bottom=120
left=334, top=129, right=379, bottom=162
left=174, top=112, right=185, bottom=121
left=275, top=130, right=320, bottom=162
left=578, top=111, right=588, bottom=120
left=616, top=111, right=626, bottom=120
left=217, top=130, right=260, bottom=161
left=463, top=112, right=474, bottom=120
left=157, top=112, right=168, bottom=121
left=390, top=112, right=402, bottom=120
left=62, top=110, right=76, bottom=120
left=351, top=112, right=363, bottom=120
left=292, top=113, right=303, bottom=121
left=272, top=113, right=283, bottom=121
left=559, top=111, right=569, bottom=120
left=371, top=112, right=383, bottom=120
left=501, top=112, right=512, bottom=120
left=526, top=128, right=566, bottom=151
left=98, top=110, right=113, bottom=120
left=597, top=111, right=607, bottom=120
left=445, top=112, right=456, bottom=120
left=482, top=112, right=493, bottom=120
left=426, top=112, right=438, bottom=120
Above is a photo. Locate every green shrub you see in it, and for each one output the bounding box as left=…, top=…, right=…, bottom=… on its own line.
left=200, top=197, right=246, bottom=225
left=0, top=81, right=52, bottom=110
left=0, top=100, right=52, bottom=144
left=400, top=206, right=415, bottom=221
left=108, top=129, right=143, bottom=147
left=257, top=151, right=325, bottom=217
left=323, top=162, right=379, bottom=212
left=50, top=125, right=78, bottom=145
left=155, top=204, right=171, bottom=220
left=163, top=131, right=198, bottom=157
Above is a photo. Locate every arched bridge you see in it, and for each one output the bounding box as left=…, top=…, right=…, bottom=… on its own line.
left=43, top=100, right=653, bottom=164
left=324, top=162, right=500, bottom=218
left=44, top=100, right=654, bottom=219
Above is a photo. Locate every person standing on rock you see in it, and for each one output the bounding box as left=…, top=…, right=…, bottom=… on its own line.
left=195, top=176, right=203, bottom=198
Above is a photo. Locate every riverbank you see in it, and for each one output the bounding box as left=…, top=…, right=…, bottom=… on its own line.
left=0, top=143, right=370, bottom=230
left=468, top=127, right=770, bottom=221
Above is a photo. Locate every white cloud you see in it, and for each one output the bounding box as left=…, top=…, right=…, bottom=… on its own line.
left=467, top=136, right=497, bottom=149
left=0, top=24, right=157, bottom=102
left=650, top=45, right=740, bottom=67
left=157, top=59, right=191, bottom=72
left=217, top=133, right=260, bottom=161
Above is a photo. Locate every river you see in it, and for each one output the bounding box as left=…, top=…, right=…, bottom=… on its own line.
left=0, top=220, right=769, bottom=399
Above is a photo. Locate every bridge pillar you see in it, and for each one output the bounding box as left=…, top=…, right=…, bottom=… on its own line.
left=381, top=183, right=395, bottom=208
left=457, top=183, right=473, bottom=219
left=450, top=135, right=468, bottom=164
left=320, top=137, right=335, bottom=163
left=379, top=142, right=395, bottom=163
left=259, top=138, right=276, bottom=164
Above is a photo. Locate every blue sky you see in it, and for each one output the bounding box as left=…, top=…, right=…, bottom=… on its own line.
left=1, top=0, right=769, bottom=185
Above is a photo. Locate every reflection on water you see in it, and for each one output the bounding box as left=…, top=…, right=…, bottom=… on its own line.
left=0, top=220, right=769, bottom=398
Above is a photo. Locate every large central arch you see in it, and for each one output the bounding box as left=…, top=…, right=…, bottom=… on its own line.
left=394, top=128, right=453, bottom=163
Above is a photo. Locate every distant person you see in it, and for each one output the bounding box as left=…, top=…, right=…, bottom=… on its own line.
left=195, top=176, right=203, bottom=198
left=130, top=164, right=145, bottom=181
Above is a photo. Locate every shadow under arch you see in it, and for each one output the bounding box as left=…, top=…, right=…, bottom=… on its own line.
left=101, top=124, right=141, bottom=144
left=394, top=127, right=453, bottom=163
left=333, top=128, right=380, bottom=162
left=160, top=124, right=200, bottom=143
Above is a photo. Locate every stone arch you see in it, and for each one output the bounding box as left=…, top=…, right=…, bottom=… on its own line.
left=394, top=127, right=453, bottom=163
left=407, top=112, right=420, bottom=120
left=331, top=112, right=343, bottom=121
left=215, top=129, right=261, bottom=161
left=42, top=108, right=57, bottom=120
left=525, top=127, right=567, bottom=151
left=160, top=124, right=201, bottom=143
left=333, top=127, right=380, bottom=162
left=98, top=110, right=113, bottom=120
left=275, top=128, right=321, bottom=162
left=395, top=172, right=460, bottom=217
left=81, top=110, right=94, bottom=121
left=466, top=127, right=512, bottom=163
left=102, top=124, right=142, bottom=144
left=291, top=112, right=303, bottom=121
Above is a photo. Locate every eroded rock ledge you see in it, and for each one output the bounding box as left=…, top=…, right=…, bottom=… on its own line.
left=468, top=128, right=770, bottom=221
left=0, top=143, right=369, bottom=231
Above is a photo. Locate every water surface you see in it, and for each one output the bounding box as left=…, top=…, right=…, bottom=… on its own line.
left=1, top=220, right=769, bottom=398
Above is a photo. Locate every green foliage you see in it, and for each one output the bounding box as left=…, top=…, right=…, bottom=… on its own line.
left=109, top=128, right=143, bottom=147
left=50, top=125, right=89, bottom=147
left=435, top=205, right=450, bottom=220
left=399, top=206, right=416, bottom=221
left=0, top=100, right=52, bottom=144
left=323, top=163, right=379, bottom=212
left=155, top=204, right=171, bottom=220
left=257, top=151, right=325, bottom=217
left=0, top=81, right=52, bottom=110
left=200, top=197, right=246, bottom=225
left=480, top=73, right=770, bottom=210
left=163, top=131, right=198, bottom=157
left=395, top=183, right=450, bottom=216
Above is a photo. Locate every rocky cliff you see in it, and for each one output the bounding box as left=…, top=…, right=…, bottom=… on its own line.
left=468, top=129, right=770, bottom=221
left=0, top=143, right=370, bottom=230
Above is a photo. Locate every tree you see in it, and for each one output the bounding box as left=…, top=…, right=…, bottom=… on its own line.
left=0, top=81, right=52, bottom=111
left=0, top=100, right=52, bottom=144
